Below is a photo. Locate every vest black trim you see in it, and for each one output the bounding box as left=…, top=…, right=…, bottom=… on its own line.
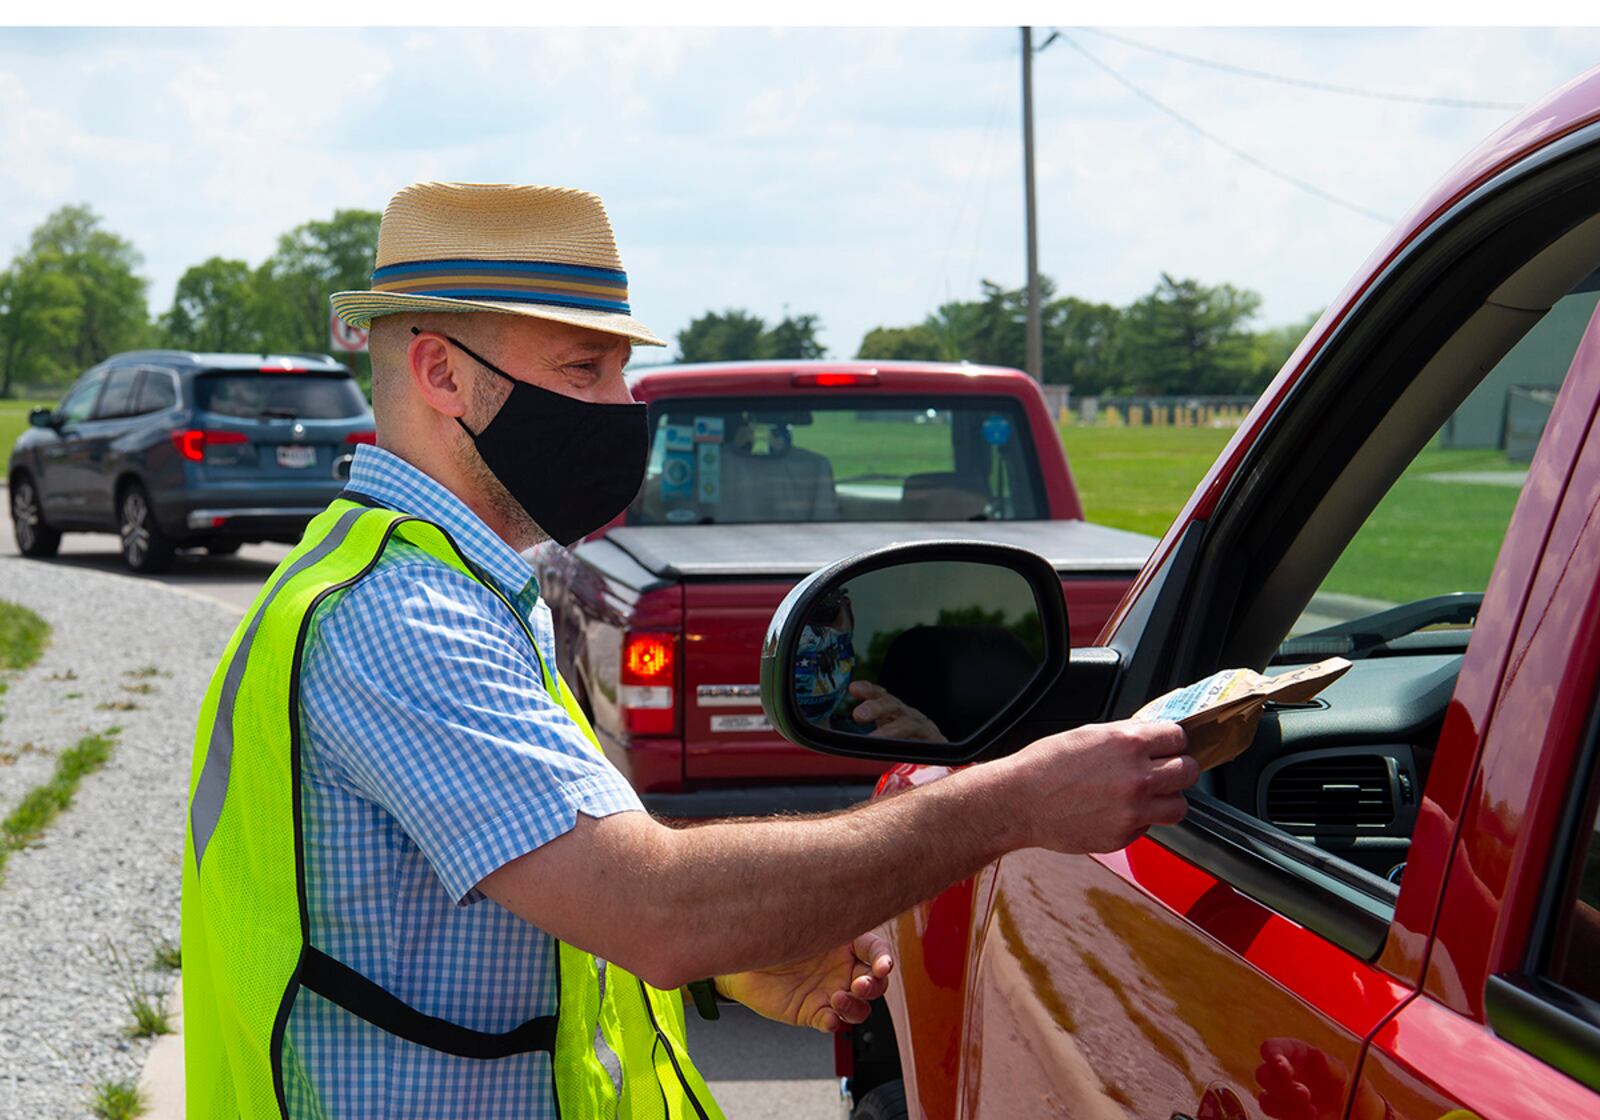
left=300, top=948, right=558, bottom=1060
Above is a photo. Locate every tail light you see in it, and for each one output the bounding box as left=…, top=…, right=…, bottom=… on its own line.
left=345, top=431, right=377, bottom=445
left=621, top=631, right=676, bottom=736
left=171, top=429, right=248, bottom=462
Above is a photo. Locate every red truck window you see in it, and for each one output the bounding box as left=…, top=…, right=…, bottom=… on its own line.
left=627, top=396, right=1045, bottom=525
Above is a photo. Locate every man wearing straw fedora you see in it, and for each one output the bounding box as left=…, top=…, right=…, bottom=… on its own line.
left=181, top=181, right=1195, bottom=1118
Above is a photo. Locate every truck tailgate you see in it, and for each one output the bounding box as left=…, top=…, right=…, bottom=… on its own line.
left=679, top=579, right=887, bottom=784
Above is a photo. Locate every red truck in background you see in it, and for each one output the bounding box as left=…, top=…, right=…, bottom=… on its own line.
left=532, top=361, right=1156, bottom=816
left=759, top=66, right=1600, bottom=1120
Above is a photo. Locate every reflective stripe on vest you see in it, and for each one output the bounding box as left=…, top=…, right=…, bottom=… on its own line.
left=181, top=499, right=723, bottom=1119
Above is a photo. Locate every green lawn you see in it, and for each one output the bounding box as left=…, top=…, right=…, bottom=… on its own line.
left=1061, top=423, right=1525, bottom=606
left=1, top=400, right=51, bottom=469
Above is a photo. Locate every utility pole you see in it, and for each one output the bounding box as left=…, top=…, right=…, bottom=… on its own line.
left=1021, top=26, right=1043, bottom=381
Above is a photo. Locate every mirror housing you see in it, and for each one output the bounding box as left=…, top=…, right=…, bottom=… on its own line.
left=27, top=407, right=56, bottom=429
left=760, top=540, right=1069, bottom=766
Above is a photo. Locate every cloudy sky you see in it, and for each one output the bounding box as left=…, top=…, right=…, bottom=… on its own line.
left=1, top=26, right=1597, bottom=359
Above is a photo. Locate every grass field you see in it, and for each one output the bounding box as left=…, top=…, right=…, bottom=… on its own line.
left=1, top=400, right=51, bottom=470
left=1062, top=423, right=1523, bottom=606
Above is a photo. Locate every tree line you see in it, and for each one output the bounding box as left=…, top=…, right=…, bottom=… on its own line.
left=682, top=276, right=1318, bottom=398
left=0, top=204, right=380, bottom=398
left=1, top=202, right=1316, bottom=402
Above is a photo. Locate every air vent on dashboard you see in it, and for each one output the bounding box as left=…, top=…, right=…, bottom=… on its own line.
left=1264, top=754, right=1395, bottom=831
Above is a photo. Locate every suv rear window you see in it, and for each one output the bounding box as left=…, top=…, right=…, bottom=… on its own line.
left=629, top=396, right=1045, bottom=525
left=196, top=372, right=368, bottom=420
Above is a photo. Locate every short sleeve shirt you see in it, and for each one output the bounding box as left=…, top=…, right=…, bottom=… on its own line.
left=282, top=445, right=644, bottom=1120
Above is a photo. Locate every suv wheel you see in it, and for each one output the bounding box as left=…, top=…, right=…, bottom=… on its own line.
left=852, top=1081, right=907, bottom=1120
left=11, top=476, right=61, bottom=558
left=119, top=483, right=175, bottom=574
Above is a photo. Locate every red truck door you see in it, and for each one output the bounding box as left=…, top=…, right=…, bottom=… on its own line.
left=1349, top=320, right=1600, bottom=1120
left=949, top=223, right=1600, bottom=1120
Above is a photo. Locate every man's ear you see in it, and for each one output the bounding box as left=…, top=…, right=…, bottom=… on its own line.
left=406, top=331, right=468, bottom=422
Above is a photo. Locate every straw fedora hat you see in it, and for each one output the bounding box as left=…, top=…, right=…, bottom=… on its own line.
left=331, top=181, right=664, bottom=346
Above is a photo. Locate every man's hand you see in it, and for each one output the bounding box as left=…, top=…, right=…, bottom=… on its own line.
left=1000, top=719, right=1198, bottom=853
left=847, top=681, right=946, bottom=742
left=715, top=931, right=894, bottom=1033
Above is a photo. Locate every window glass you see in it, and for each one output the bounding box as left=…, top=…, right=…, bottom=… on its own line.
left=57, top=369, right=108, bottom=424
left=1287, top=272, right=1600, bottom=643
left=628, top=396, right=1044, bottom=525
left=1547, top=777, right=1600, bottom=1004
left=94, top=367, right=142, bottom=419
left=1207, top=271, right=1600, bottom=892
left=134, top=370, right=178, bottom=414
left=195, top=373, right=368, bottom=420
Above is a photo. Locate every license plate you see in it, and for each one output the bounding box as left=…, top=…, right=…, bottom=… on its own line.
left=710, top=714, right=772, bottom=733
left=276, top=444, right=316, bottom=469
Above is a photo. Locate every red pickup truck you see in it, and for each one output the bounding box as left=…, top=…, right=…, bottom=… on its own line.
left=761, top=67, right=1600, bottom=1120
left=532, top=361, right=1155, bottom=816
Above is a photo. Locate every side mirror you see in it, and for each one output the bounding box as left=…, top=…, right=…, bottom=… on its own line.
left=760, top=541, right=1068, bottom=766
left=28, top=407, right=56, bottom=429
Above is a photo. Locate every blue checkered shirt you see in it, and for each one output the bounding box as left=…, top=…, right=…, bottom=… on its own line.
left=282, top=445, right=645, bottom=1120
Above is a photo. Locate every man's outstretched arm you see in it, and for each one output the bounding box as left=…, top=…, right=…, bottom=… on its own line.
left=479, top=718, right=1196, bottom=990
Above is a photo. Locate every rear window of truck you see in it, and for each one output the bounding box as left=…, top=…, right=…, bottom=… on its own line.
left=196, top=372, right=369, bottom=420
left=628, top=396, right=1045, bottom=525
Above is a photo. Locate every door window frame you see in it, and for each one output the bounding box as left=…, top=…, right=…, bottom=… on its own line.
left=1114, top=120, right=1600, bottom=963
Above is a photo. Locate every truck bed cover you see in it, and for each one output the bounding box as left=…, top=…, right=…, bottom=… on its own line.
left=602, top=520, right=1157, bottom=579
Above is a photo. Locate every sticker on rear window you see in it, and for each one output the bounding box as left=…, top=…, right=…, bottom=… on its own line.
left=697, top=444, right=721, bottom=504
left=662, top=450, right=695, bottom=501
left=982, top=415, right=1012, bottom=446
left=693, top=416, right=725, bottom=444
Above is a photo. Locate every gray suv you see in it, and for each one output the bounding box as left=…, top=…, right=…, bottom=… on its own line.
left=8, top=351, right=374, bottom=573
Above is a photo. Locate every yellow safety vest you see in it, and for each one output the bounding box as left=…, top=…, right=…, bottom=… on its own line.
left=181, top=498, right=724, bottom=1119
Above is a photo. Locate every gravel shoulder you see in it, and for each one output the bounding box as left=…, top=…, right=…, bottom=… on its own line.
left=0, top=555, right=238, bottom=1119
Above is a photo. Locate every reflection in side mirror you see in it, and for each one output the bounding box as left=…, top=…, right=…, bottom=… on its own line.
left=28, top=407, right=56, bottom=429
left=763, top=542, right=1068, bottom=766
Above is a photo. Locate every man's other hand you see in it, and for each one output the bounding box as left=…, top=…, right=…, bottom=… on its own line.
left=716, top=931, right=894, bottom=1033
left=1003, top=719, right=1198, bottom=853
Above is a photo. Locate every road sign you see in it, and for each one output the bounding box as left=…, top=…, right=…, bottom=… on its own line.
left=330, top=311, right=369, bottom=353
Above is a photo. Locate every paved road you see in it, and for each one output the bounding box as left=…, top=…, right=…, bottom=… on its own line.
left=0, top=489, right=842, bottom=1118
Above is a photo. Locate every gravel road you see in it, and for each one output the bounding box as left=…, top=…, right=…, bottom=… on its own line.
left=0, top=555, right=234, bottom=1118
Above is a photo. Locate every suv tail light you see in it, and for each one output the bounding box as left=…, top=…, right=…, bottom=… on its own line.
left=171, top=429, right=248, bottom=462
left=345, top=431, right=377, bottom=445
left=621, top=631, right=677, bottom=736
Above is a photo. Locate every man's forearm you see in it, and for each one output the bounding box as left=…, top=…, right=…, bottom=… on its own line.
left=630, top=760, right=1025, bottom=986
left=480, top=719, right=1194, bottom=991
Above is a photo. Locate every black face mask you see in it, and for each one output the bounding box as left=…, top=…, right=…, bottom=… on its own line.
left=418, top=328, right=648, bottom=547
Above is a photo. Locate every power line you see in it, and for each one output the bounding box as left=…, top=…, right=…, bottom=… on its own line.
left=1079, top=26, right=1525, bottom=112
left=1051, top=32, right=1396, bottom=226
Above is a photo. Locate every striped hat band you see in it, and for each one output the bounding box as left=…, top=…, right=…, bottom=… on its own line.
left=370, top=258, right=630, bottom=314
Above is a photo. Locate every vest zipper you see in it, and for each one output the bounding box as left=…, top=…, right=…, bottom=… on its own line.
left=635, top=977, right=711, bottom=1120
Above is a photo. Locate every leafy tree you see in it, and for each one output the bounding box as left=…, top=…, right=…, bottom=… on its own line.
left=1116, top=273, right=1263, bottom=395
left=159, top=257, right=260, bottom=353
left=254, top=209, right=381, bottom=379
left=0, top=261, right=81, bottom=398
left=676, top=309, right=768, bottom=362
left=1250, top=311, right=1322, bottom=389
left=759, top=313, right=826, bottom=360
left=1045, top=297, right=1123, bottom=394
left=676, top=309, right=827, bottom=363
left=28, top=205, right=151, bottom=369
left=0, top=205, right=149, bottom=396
left=856, top=324, right=947, bottom=361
